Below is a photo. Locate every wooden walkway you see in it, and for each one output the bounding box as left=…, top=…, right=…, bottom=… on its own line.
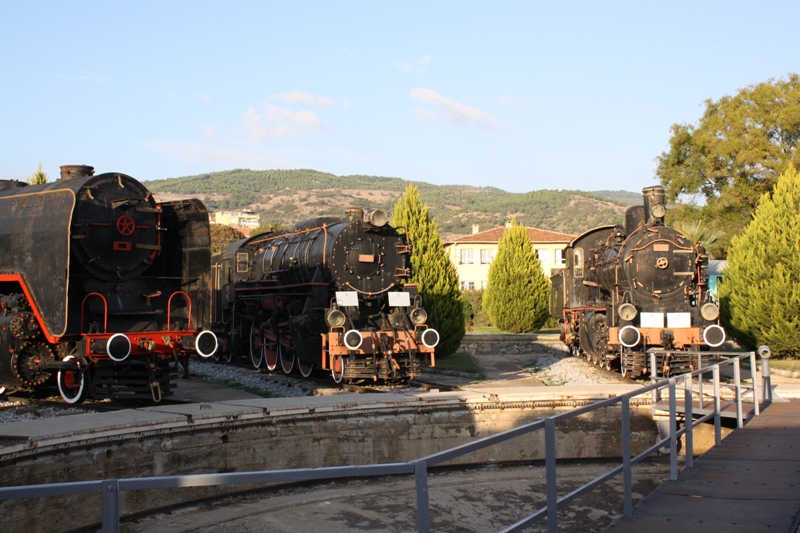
left=606, top=399, right=800, bottom=532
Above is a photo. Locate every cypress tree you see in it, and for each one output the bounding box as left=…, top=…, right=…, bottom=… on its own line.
left=720, top=166, right=800, bottom=358
left=483, top=219, right=550, bottom=333
left=392, top=185, right=465, bottom=356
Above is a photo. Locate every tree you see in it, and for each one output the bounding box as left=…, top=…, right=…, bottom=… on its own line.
left=250, top=222, right=287, bottom=237
left=210, top=224, right=245, bottom=254
left=27, top=162, right=48, bottom=185
left=656, top=74, right=800, bottom=257
left=672, top=219, right=723, bottom=258
left=719, top=166, right=800, bottom=358
left=483, top=220, right=550, bottom=333
left=392, top=185, right=465, bottom=356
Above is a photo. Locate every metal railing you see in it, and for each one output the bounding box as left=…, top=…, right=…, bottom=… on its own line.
left=0, top=350, right=770, bottom=533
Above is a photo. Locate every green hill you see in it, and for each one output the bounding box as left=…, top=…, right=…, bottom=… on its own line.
left=145, top=169, right=636, bottom=237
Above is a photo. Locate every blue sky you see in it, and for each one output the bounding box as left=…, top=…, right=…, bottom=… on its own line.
left=1, top=1, right=798, bottom=193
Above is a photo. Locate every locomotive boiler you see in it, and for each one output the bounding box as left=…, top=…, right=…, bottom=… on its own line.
left=211, top=207, right=439, bottom=382
left=0, top=165, right=217, bottom=403
left=550, top=185, right=725, bottom=378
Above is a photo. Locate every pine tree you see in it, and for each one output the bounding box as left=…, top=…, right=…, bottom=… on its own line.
left=483, top=220, right=550, bottom=333
left=720, top=166, right=800, bottom=358
left=392, top=185, right=465, bottom=356
left=27, top=162, right=48, bottom=185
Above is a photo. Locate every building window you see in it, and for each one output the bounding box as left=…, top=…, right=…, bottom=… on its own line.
left=460, top=249, right=475, bottom=265
left=460, top=281, right=475, bottom=291
left=555, top=248, right=565, bottom=265
left=480, top=249, right=495, bottom=264
left=537, top=249, right=551, bottom=264
left=481, top=280, right=488, bottom=290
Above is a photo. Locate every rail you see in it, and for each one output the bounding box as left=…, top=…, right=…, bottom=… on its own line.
left=0, top=350, right=771, bottom=533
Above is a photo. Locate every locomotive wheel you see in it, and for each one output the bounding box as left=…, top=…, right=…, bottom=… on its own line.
left=249, top=323, right=264, bottom=369
left=57, top=356, right=89, bottom=404
left=331, top=356, right=344, bottom=383
left=279, top=342, right=295, bottom=374
left=298, top=358, right=313, bottom=377
left=264, top=339, right=278, bottom=371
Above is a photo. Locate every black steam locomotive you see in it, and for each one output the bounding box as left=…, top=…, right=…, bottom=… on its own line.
left=0, top=165, right=217, bottom=403
left=211, top=207, right=439, bottom=382
left=550, top=186, right=725, bottom=378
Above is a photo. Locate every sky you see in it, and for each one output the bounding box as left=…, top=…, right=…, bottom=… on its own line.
left=1, top=1, right=799, bottom=194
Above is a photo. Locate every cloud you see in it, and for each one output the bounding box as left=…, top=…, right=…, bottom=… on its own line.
left=243, top=105, right=329, bottom=140
left=197, top=94, right=211, bottom=106
left=396, top=54, right=431, bottom=75
left=145, top=140, right=295, bottom=169
left=269, top=91, right=333, bottom=107
left=410, top=88, right=496, bottom=128
left=498, top=95, right=518, bottom=105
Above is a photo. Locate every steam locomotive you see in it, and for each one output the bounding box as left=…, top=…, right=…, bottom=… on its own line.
left=211, top=207, right=439, bottom=382
left=550, top=186, right=725, bottom=378
left=0, top=165, right=217, bottom=403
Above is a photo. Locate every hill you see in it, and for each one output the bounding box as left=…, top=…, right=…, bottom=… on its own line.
left=145, top=169, right=636, bottom=237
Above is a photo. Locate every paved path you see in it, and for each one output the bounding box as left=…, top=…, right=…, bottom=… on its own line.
left=606, top=399, right=800, bottom=532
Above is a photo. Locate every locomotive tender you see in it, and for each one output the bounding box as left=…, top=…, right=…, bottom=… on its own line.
left=550, top=185, right=725, bottom=378
left=211, top=207, right=439, bottom=382
left=0, top=165, right=217, bottom=403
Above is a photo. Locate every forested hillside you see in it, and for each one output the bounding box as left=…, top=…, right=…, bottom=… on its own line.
left=145, top=169, right=635, bottom=237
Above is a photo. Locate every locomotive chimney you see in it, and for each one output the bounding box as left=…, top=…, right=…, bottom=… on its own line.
left=642, top=185, right=666, bottom=225
left=345, top=207, right=364, bottom=223
left=59, top=165, right=94, bottom=180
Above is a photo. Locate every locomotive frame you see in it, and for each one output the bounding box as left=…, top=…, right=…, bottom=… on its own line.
left=550, top=185, right=725, bottom=378
left=211, top=207, right=439, bottom=382
left=0, top=165, right=217, bottom=403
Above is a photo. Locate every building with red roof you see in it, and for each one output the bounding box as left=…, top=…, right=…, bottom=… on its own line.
left=443, top=224, right=574, bottom=291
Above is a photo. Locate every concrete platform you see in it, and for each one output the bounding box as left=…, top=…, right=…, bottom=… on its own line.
left=0, top=384, right=643, bottom=451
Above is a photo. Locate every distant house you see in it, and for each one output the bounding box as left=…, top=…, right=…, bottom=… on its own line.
left=213, top=209, right=260, bottom=230
left=443, top=224, right=574, bottom=291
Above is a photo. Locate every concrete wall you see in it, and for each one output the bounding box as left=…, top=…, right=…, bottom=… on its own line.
left=1, top=399, right=658, bottom=532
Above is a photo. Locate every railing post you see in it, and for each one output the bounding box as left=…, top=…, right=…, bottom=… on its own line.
left=415, top=461, right=431, bottom=533
left=683, top=373, right=693, bottom=468
left=669, top=378, right=677, bottom=480
left=621, top=396, right=633, bottom=516
left=713, top=365, right=722, bottom=446
left=734, top=358, right=743, bottom=428
left=759, top=345, right=772, bottom=403
left=545, top=417, right=558, bottom=533
left=749, top=352, right=760, bottom=415
left=102, top=479, right=120, bottom=533
left=650, top=352, right=659, bottom=403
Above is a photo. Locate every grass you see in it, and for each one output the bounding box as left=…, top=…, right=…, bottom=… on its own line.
left=467, top=327, right=560, bottom=335
left=430, top=352, right=484, bottom=377
left=767, top=359, right=800, bottom=373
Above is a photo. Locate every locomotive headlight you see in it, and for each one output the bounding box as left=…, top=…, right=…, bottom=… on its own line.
left=618, top=325, right=641, bottom=348
left=418, top=328, right=440, bottom=348
left=409, top=307, right=428, bottom=325
left=700, top=302, right=720, bottom=321
left=195, top=330, right=218, bottom=358
left=343, top=329, right=363, bottom=350
left=702, top=325, right=726, bottom=347
left=364, top=209, right=389, bottom=227
left=107, top=333, right=132, bottom=362
left=617, top=303, right=638, bottom=322
left=326, top=309, right=347, bottom=327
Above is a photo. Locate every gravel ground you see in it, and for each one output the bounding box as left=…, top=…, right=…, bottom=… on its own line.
left=524, top=353, right=628, bottom=385
left=0, top=401, right=95, bottom=424
left=191, top=358, right=313, bottom=398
